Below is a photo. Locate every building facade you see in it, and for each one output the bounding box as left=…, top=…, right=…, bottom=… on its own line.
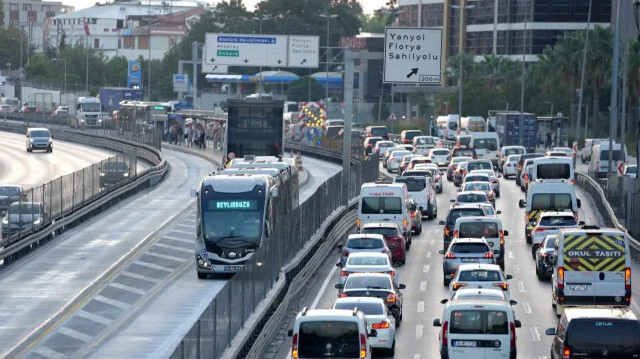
left=2, top=0, right=71, bottom=53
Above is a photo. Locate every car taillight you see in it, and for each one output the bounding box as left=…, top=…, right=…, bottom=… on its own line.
left=506, top=163, right=511, bottom=167
left=372, top=320, right=390, bottom=330
left=499, top=230, right=505, bottom=246
left=403, top=219, right=407, bottom=229
left=562, top=345, right=571, bottom=359
left=367, top=144, right=372, bottom=147
left=386, top=293, right=396, bottom=303
left=452, top=283, right=467, bottom=290
left=381, top=248, right=387, bottom=254
left=596, top=162, right=600, bottom=170
left=436, top=174, right=441, bottom=180
left=535, top=227, right=547, bottom=232
left=388, top=270, right=395, bottom=277
left=291, top=333, right=299, bottom=358
left=411, top=212, right=416, bottom=218
left=483, top=252, right=494, bottom=259
left=488, top=192, right=494, bottom=199
left=518, top=166, right=522, bottom=171
left=356, top=219, right=360, bottom=229
left=445, top=227, right=450, bottom=236
left=340, top=293, right=348, bottom=298
left=445, top=252, right=456, bottom=259
left=524, top=174, right=528, bottom=179
left=442, top=321, right=449, bottom=346
left=510, top=322, right=516, bottom=348
left=360, top=333, right=367, bottom=358
left=493, top=283, right=508, bottom=290
left=492, top=179, right=498, bottom=183
left=571, top=179, right=575, bottom=185
left=341, top=270, right=349, bottom=277
left=558, top=267, right=564, bottom=289
left=526, top=214, right=530, bottom=222
left=453, top=230, right=459, bottom=238
left=626, top=267, right=631, bottom=290
left=344, top=250, right=350, bottom=257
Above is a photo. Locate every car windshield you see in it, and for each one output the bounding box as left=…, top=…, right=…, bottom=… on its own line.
left=333, top=302, right=385, bottom=315
left=627, top=166, right=637, bottom=174
left=452, top=157, right=471, bottom=165
left=504, top=148, right=524, bottom=156
left=458, top=137, right=471, bottom=146
left=450, top=243, right=490, bottom=254
left=392, top=151, right=411, bottom=158
left=347, top=256, right=388, bottom=266
left=599, top=150, right=625, bottom=161
left=404, top=131, right=422, bottom=139
left=537, top=163, right=571, bottom=180
left=480, top=205, right=495, bottom=215
left=361, top=197, right=403, bottom=215
left=467, top=162, right=493, bottom=171
left=473, top=138, right=498, bottom=151
left=458, top=270, right=502, bottom=281
left=0, top=187, right=20, bottom=196
left=567, top=320, right=640, bottom=348
left=459, top=222, right=499, bottom=238
left=539, top=216, right=577, bottom=226
left=370, top=127, right=388, bottom=137
left=81, top=103, right=101, bottom=112
left=457, top=193, right=488, bottom=203
left=394, top=177, right=426, bottom=191
left=519, top=154, right=544, bottom=167
left=8, top=204, right=39, bottom=215
left=415, top=137, right=434, bottom=145
left=465, top=176, right=490, bottom=183
left=463, top=183, right=490, bottom=192
left=376, top=142, right=394, bottom=148
left=447, top=209, right=485, bottom=225
left=344, top=276, right=392, bottom=290
left=531, top=194, right=573, bottom=211
left=432, top=150, right=450, bottom=156
left=544, top=236, right=557, bottom=249
left=453, top=149, right=475, bottom=157
left=298, top=321, right=360, bottom=358
left=346, top=238, right=384, bottom=249
left=450, top=310, right=508, bottom=334
left=403, top=171, right=431, bottom=178
left=102, top=162, right=128, bottom=171
left=362, top=227, right=399, bottom=237
left=30, top=130, right=50, bottom=138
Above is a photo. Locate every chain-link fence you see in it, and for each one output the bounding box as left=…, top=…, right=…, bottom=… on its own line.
left=170, top=156, right=378, bottom=359
left=0, top=153, right=137, bottom=262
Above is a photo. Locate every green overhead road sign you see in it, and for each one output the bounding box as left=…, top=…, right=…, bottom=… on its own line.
left=217, top=50, right=239, bottom=57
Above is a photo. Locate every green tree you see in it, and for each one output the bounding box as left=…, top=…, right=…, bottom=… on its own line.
left=359, top=14, right=386, bottom=33
left=0, top=26, right=28, bottom=70
left=286, top=76, right=324, bottom=102
left=0, top=0, right=4, bottom=27
left=585, top=26, right=613, bottom=134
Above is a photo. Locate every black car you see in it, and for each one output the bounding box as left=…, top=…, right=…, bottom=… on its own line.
left=535, top=234, right=556, bottom=280
left=515, top=153, right=544, bottom=186
left=335, top=273, right=405, bottom=323
left=0, top=185, right=23, bottom=213
left=1, top=202, right=48, bottom=239
left=99, top=161, right=131, bottom=187
left=438, top=204, right=486, bottom=251
left=546, top=307, right=640, bottom=358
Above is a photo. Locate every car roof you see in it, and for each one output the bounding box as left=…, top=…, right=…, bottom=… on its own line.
left=334, top=297, right=386, bottom=305
left=27, top=127, right=50, bottom=132
left=346, top=272, right=392, bottom=279
left=347, top=252, right=390, bottom=258
left=297, top=309, right=365, bottom=320
left=453, top=288, right=508, bottom=301
left=450, top=237, right=489, bottom=244
left=450, top=203, right=487, bottom=210
left=360, top=222, right=399, bottom=229
left=539, top=211, right=575, bottom=217
left=563, top=307, right=638, bottom=321
left=457, top=263, right=502, bottom=271
left=455, top=216, right=500, bottom=224
left=347, top=233, right=385, bottom=240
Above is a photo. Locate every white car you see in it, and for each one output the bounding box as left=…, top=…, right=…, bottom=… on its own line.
left=337, top=252, right=397, bottom=285
left=332, top=297, right=397, bottom=356
left=468, top=169, right=501, bottom=197
left=449, top=263, right=513, bottom=300
left=387, top=150, right=411, bottom=173
left=503, top=154, right=520, bottom=178
left=553, top=146, right=576, bottom=166
left=530, top=211, right=581, bottom=258
left=428, top=148, right=451, bottom=167
left=373, top=140, right=395, bottom=156
left=624, top=164, right=637, bottom=179
left=414, top=163, right=443, bottom=193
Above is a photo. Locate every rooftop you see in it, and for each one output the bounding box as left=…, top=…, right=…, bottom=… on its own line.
left=53, top=1, right=202, bottom=20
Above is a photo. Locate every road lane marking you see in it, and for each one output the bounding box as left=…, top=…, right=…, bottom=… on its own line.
left=513, top=265, right=520, bottom=274
left=120, top=271, right=163, bottom=284
left=416, top=325, right=423, bottom=338
left=132, top=260, right=174, bottom=272
left=414, top=355, right=421, bottom=359
left=76, top=310, right=113, bottom=326
left=311, top=263, right=338, bottom=310
left=430, top=239, right=436, bottom=246
left=58, top=326, right=92, bottom=343
left=417, top=301, right=424, bottom=313
left=34, top=347, right=67, bottom=359
left=420, top=281, right=427, bottom=291
left=162, top=235, right=192, bottom=244
left=426, top=251, right=432, bottom=258
left=508, top=251, right=515, bottom=259
left=108, top=282, right=147, bottom=296
left=518, top=281, right=525, bottom=292
left=153, top=242, right=193, bottom=253
left=530, top=327, right=542, bottom=341
left=93, top=295, right=131, bottom=310
left=144, top=251, right=188, bottom=262
left=423, top=265, right=430, bottom=273
left=523, top=302, right=532, bottom=314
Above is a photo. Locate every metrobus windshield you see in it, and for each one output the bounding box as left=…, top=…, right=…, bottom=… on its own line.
left=201, top=192, right=265, bottom=243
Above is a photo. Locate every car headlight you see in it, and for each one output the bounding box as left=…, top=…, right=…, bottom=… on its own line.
left=33, top=219, right=41, bottom=225
left=29, top=139, right=34, bottom=143
left=123, top=173, right=129, bottom=177
left=100, top=173, right=106, bottom=177
left=2, top=218, right=7, bottom=225
left=98, top=119, right=102, bottom=123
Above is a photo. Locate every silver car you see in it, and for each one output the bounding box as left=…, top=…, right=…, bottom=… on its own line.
left=336, top=252, right=397, bottom=285
left=338, top=233, right=390, bottom=265
left=428, top=148, right=451, bottom=167
left=414, top=164, right=443, bottom=193
left=438, top=237, right=496, bottom=286
left=387, top=150, right=411, bottom=173
left=468, top=169, right=501, bottom=197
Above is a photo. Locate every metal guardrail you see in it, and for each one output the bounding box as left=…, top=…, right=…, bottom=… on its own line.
left=0, top=121, right=168, bottom=265
left=575, top=171, right=640, bottom=259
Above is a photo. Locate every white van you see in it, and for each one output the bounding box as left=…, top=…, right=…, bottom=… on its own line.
left=551, top=227, right=631, bottom=316
left=393, top=175, right=438, bottom=219
left=358, top=182, right=412, bottom=241
left=531, top=157, right=575, bottom=184
left=461, top=116, right=486, bottom=133
left=433, top=297, right=521, bottom=359
left=470, top=133, right=500, bottom=166
left=518, top=179, right=581, bottom=244
left=588, top=141, right=628, bottom=178
left=436, top=115, right=460, bottom=140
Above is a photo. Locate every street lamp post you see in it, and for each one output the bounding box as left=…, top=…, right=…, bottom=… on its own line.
left=252, top=16, right=270, bottom=96
left=451, top=3, right=475, bottom=131
left=576, top=0, right=592, bottom=146
left=519, top=0, right=530, bottom=146
left=544, top=101, right=554, bottom=117
left=319, top=13, right=338, bottom=108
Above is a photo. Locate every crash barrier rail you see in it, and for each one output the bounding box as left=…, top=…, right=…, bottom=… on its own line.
left=575, top=171, right=640, bottom=260
left=0, top=121, right=168, bottom=265
left=1, top=112, right=162, bottom=149
left=167, top=157, right=379, bottom=359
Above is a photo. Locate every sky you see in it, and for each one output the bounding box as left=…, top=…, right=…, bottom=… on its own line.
left=63, top=0, right=387, bottom=14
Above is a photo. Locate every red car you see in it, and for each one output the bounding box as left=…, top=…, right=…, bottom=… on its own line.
left=361, top=222, right=408, bottom=266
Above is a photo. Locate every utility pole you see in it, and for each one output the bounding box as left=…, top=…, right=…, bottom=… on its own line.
left=319, top=13, right=338, bottom=107
left=576, top=0, right=592, bottom=147
left=608, top=0, right=622, bottom=176
left=519, top=0, right=529, bottom=147
left=192, top=41, right=198, bottom=104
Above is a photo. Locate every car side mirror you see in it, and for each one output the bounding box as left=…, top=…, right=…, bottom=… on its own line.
left=418, top=206, right=423, bottom=211
left=334, top=284, right=343, bottom=289
left=450, top=199, right=455, bottom=203
left=288, top=329, right=293, bottom=337
left=493, top=250, right=500, bottom=255
left=439, top=220, right=445, bottom=225
left=514, top=320, right=522, bottom=328
left=337, top=244, right=344, bottom=250
left=369, top=329, right=377, bottom=337
left=433, top=319, right=442, bottom=327
left=503, top=230, right=509, bottom=236
left=438, top=250, right=446, bottom=255
left=496, top=210, right=502, bottom=214
left=0, top=211, right=5, bottom=217
left=456, top=189, right=461, bottom=192
left=545, top=328, right=556, bottom=336
left=398, top=284, right=406, bottom=290
left=336, top=261, right=343, bottom=267
left=510, top=300, right=518, bottom=305
left=576, top=199, right=582, bottom=208
left=506, top=274, right=513, bottom=280
left=497, top=174, right=502, bottom=178
left=440, top=299, right=448, bottom=304
left=190, top=189, right=197, bottom=198
left=518, top=199, right=525, bottom=208
left=578, top=221, right=585, bottom=226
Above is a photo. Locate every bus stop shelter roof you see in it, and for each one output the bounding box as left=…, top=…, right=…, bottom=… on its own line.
left=171, top=110, right=228, bottom=121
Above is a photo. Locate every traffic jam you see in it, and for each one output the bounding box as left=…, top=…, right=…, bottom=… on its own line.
left=286, top=126, right=637, bottom=359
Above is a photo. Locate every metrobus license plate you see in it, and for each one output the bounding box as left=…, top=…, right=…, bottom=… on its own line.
left=454, top=340, right=477, bottom=347
left=224, top=266, right=242, bottom=272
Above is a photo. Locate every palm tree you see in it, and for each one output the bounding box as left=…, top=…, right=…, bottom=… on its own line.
left=585, top=26, right=613, bottom=135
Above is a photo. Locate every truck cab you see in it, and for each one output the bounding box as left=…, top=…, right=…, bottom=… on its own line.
left=74, top=97, right=103, bottom=128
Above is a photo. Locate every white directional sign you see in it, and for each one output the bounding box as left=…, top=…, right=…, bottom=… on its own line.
left=288, top=36, right=320, bottom=68
left=383, top=27, right=442, bottom=85
left=205, top=33, right=288, bottom=67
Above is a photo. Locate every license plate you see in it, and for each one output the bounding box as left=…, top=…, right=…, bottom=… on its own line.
left=454, top=340, right=477, bottom=347
left=224, top=266, right=242, bottom=272
left=462, top=258, right=479, bottom=263
left=569, top=284, right=590, bottom=291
